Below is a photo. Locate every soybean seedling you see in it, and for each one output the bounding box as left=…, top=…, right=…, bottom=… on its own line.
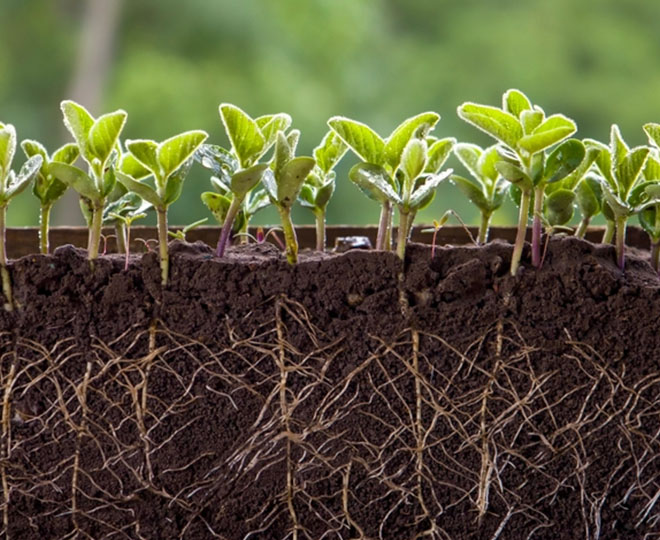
left=21, top=139, right=79, bottom=253
left=48, top=100, right=127, bottom=260
left=261, top=131, right=316, bottom=264
left=299, top=131, right=348, bottom=251
left=585, top=125, right=651, bottom=269
left=105, top=192, right=151, bottom=270
left=451, top=143, right=507, bottom=244
left=196, top=104, right=291, bottom=257
left=0, top=123, right=43, bottom=310
left=328, top=112, right=449, bottom=251
left=458, top=89, right=582, bottom=274
left=115, top=130, right=208, bottom=285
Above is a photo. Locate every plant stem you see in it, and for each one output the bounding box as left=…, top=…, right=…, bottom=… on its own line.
left=531, top=185, right=544, bottom=267
left=238, top=218, right=249, bottom=245
left=652, top=240, right=660, bottom=273
left=114, top=221, right=127, bottom=254
left=0, top=205, right=12, bottom=312
left=124, top=224, right=132, bottom=272
left=314, top=209, right=326, bottom=252
left=278, top=206, right=298, bottom=264
left=216, top=197, right=241, bottom=257
left=87, top=204, right=104, bottom=260
left=510, top=188, right=531, bottom=276
left=39, top=205, right=51, bottom=254
left=615, top=216, right=627, bottom=270
left=478, top=211, right=492, bottom=245
left=575, top=217, right=590, bottom=239
left=602, top=220, right=615, bottom=244
left=157, top=207, right=169, bottom=285
left=396, top=210, right=410, bottom=260
left=376, top=201, right=392, bottom=251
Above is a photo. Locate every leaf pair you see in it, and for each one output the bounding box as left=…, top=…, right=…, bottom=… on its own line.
left=451, top=143, right=506, bottom=215
left=21, top=140, right=79, bottom=206
left=0, top=124, right=43, bottom=205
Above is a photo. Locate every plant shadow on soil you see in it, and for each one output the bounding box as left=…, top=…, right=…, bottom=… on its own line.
left=0, top=236, right=658, bottom=539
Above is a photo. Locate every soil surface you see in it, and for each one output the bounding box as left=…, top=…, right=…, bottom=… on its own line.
left=0, top=237, right=659, bottom=539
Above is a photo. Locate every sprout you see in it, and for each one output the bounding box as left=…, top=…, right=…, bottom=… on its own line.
left=458, top=89, right=582, bottom=274
left=451, top=143, right=507, bottom=244
left=21, top=139, right=79, bottom=254
left=49, top=100, right=127, bottom=261
left=585, top=125, right=651, bottom=269
left=167, top=218, right=208, bottom=241
left=115, top=130, right=208, bottom=285
left=196, top=105, right=291, bottom=258
left=261, top=131, right=316, bottom=264
left=299, top=131, right=348, bottom=251
left=0, top=123, right=42, bottom=311
left=329, top=113, right=454, bottom=257
left=105, top=192, right=150, bottom=271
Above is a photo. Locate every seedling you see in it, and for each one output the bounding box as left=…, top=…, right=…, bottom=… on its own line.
left=105, top=192, right=151, bottom=270
left=451, top=143, right=507, bottom=244
left=299, top=131, right=348, bottom=251
left=49, top=100, right=127, bottom=260
left=458, top=89, right=581, bottom=274
left=197, top=104, right=291, bottom=257
left=261, top=131, right=316, bottom=264
left=574, top=173, right=604, bottom=239
left=585, top=125, right=651, bottom=269
left=115, top=130, right=208, bottom=284
left=167, top=218, right=208, bottom=242
left=0, top=124, right=43, bottom=310
left=21, top=139, right=79, bottom=253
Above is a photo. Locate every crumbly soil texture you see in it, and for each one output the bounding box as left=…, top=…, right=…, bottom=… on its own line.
left=0, top=237, right=659, bottom=539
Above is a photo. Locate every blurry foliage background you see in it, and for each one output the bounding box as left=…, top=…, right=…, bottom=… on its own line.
left=1, top=0, right=660, bottom=228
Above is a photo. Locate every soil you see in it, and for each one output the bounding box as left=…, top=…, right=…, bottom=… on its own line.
left=0, top=236, right=659, bottom=539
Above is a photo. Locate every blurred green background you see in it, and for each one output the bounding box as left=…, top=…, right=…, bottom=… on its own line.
left=1, top=0, right=659, bottom=228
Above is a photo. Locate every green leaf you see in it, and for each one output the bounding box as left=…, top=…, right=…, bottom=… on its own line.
left=60, top=100, right=94, bottom=151
left=503, top=89, right=532, bottom=118
left=246, top=188, right=270, bottom=216
left=327, top=116, right=385, bottom=165
left=544, top=139, right=585, bottom=184
left=126, top=140, right=161, bottom=177
left=457, top=102, right=523, bottom=149
left=576, top=175, right=602, bottom=219
left=453, top=142, right=481, bottom=179
left=230, top=163, right=268, bottom=198
left=0, top=125, right=16, bottom=180
left=644, top=155, right=660, bottom=181
left=158, top=130, right=208, bottom=179
left=315, top=179, right=335, bottom=209
left=478, top=145, right=501, bottom=182
left=601, top=182, right=631, bottom=218
left=201, top=191, right=232, bottom=224
left=49, top=162, right=99, bottom=202
left=409, top=170, right=452, bottom=209
left=219, top=103, right=265, bottom=167
left=616, top=146, right=650, bottom=198
left=401, top=138, right=427, bottom=181
left=51, top=143, right=80, bottom=165
left=276, top=156, right=315, bottom=208
left=610, top=124, right=629, bottom=172
left=424, top=137, right=455, bottom=174
left=5, top=155, right=42, bottom=199
left=643, top=123, right=660, bottom=149
left=120, top=154, right=152, bottom=180
left=298, top=184, right=315, bottom=208
left=314, top=131, right=348, bottom=174
left=563, top=146, right=600, bottom=190
left=256, top=113, right=292, bottom=152
left=518, top=114, right=577, bottom=154
left=100, top=165, right=117, bottom=198
left=495, top=161, right=533, bottom=189
left=286, top=129, right=301, bottom=155
left=639, top=206, right=659, bottom=239
left=349, top=163, right=400, bottom=204
left=520, top=110, right=544, bottom=135
left=21, top=139, right=48, bottom=164
left=88, top=110, right=127, bottom=165
left=451, top=174, right=489, bottom=212
left=194, top=144, right=238, bottom=185
left=261, top=168, right=277, bottom=200
left=545, top=188, right=575, bottom=226
left=585, top=139, right=615, bottom=188
left=384, top=112, right=439, bottom=170
left=115, top=170, right=161, bottom=207
left=163, top=158, right=193, bottom=205
left=273, top=130, right=293, bottom=176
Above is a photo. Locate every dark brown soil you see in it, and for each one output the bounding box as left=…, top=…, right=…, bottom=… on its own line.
left=1, top=236, right=659, bottom=539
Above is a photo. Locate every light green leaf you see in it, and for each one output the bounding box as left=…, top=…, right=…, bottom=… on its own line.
left=478, top=145, right=501, bottom=182
left=384, top=112, right=439, bottom=170
left=314, top=131, right=348, bottom=174
left=544, top=139, right=585, bottom=184
left=451, top=174, right=489, bottom=212
left=409, top=170, right=452, bottom=209
left=401, top=138, right=427, bottom=181
left=298, top=184, right=315, bottom=208
left=286, top=129, right=300, bottom=155
left=644, top=155, right=660, bottom=181
left=424, top=137, right=455, bottom=174
left=49, top=162, right=99, bottom=202
left=563, top=146, right=600, bottom=190
left=88, top=110, right=127, bottom=165
left=126, top=140, right=161, bottom=177
left=545, top=188, right=575, bottom=226
left=5, top=155, right=42, bottom=199
left=315, top=179, right=335, bottom=209
left=576, top=175, right=602, bottom=218
left=158, top=130, right=208, bottom=179
left=585, top=138, right=615, bottom=188
left=453, top=142, right=482, bottom=179
left=616, top=146, right=650, bottom=198
left=219, top=103, right=265, bottom=167
left=503, top=89, right=532, bottom=118
left=518, top=114, right=577, bottom=154
left=51, top=143, right=80, bottom=165
left=643, top=123, right=660, bottom=149
left=273, top=130, right=293, bottom=176
left=277, top=156, right=315, bottom=208
left=230, top=163, right=268, bottom=198
left=495, top=161, right=533, bottom=189
left=610, top=124, right=628, bottom=171
left=600, top=182, right=631, bottom=217
left=120, top=154, right=151, bottom=180
left=162, top=158, right=193, bottom=205
left=21, top=139, right=48, bottom=164
left=256, top=113, right=292, bottom=152
left=60, top=100, right=94, bottom=151
left=0, top=125, right=16, bottom=180
left=327, top=116, right=385, bottom=165
left=457, top=102, right=523, bottom=149
left=201, top=191, right=232, bottom=224
left=261, top=169, right=277, bottom=201
left=115, top=170, right=161, bottom=207
left=520, top=110, right=544, bottom=135
left=100, top=165, right=117, bottom=198
left=349, top=163, right=400, bottom=204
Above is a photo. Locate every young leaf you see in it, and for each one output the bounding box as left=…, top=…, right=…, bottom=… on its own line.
left=120, top=153, right=151, bottom=180
left=409, top=170, right=452, bottom=209
left=256, top=113, right=292, bottom=151
left=3, top=155, right=42, bottom=200
left=349, top=163, right=401, bottom=204
left=401, top=138, right=427, bottom=181
left=315, top=180, right=335, bottom=209
left=88, top=110, right=127, bottom=165
left=643, top=123, right=660, bottom=148
left=158, top=130, right=208, bottom=179
left=544, top=139, right=585, bottom=184
left=277, top=157, right=316, bottom=207
left=503, top=89, right=532, bottom=118
left=545, top=188, right=575, bottom=226
left=383, top=112, right=439, bottom=170
left=230, top=163, right=269, bottom=198
left=517, top=114, right=577, bottom=154
left=457, top=103, right=523, bottom=149
left=520, top=110, right=544, bottom=135
left=52, top=143, right=80, bottom=165
left=616, top=146, right=650, bottom=198
left=20, top=139, right=48, bottom=162
left=0, top=125, right=16, bottom=178
left=327, top=116, right=385, bottom=165
left=219, top=103, right=265, bottom=167
left=453, top=143, right=482, bottom=179
left=126, top=140, right=161, bottom=176
left=450, top=174, right=490, bottom=212
left=115, top=170, right=161, bottom=207
left=48, top=162, right=100, bottom=201
left=478, top=145, right=501, bottom=181
left=424, top=137, right=455, bottom=174
left=495, top=161, right=533, bottom=189
left=314, top=131, right=348, bottom=174
left=60, top=100, right=94, bottom=150
left=610, top=124, right=629, bottom=171
left=201, top=191, right=232, bottom=223
left=576, top=174, right=603, bottom=218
